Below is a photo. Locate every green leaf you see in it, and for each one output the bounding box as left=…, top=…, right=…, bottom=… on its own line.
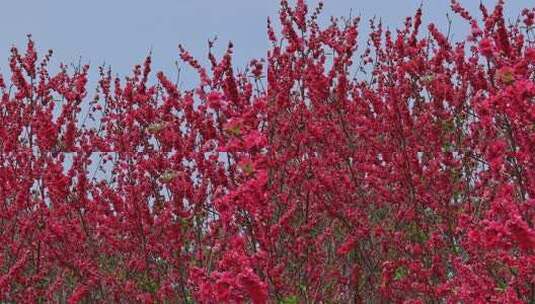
left=280, top=295, right=298, bottom=304
left=160, top=169, right=178, bottom=183
left=421, top=73, right=435, bottom=83
left=148, top=122, right=166, bottom=134
left=495, top=280, right=508, bottom=292
left=224, top=124, right=241, bottom=136
left=407, top=222, right=428, bottom=243
left=394, top=266, right=408, bottom=281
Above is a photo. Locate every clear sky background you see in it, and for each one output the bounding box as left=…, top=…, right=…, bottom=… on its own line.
left=0, top=0, right=533, bottom=87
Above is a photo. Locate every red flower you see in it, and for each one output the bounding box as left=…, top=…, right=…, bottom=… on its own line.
left=479, top=38, right=494, bottom=57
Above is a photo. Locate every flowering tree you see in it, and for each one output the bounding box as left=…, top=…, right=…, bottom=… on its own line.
left=0, top=0, right=534, bottom=303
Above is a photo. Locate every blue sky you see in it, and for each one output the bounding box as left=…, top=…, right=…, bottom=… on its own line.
left=0, top=0, right=532, bottom=87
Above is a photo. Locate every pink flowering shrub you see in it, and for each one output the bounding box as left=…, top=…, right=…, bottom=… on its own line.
left=0, top=0, right=534, bottom=302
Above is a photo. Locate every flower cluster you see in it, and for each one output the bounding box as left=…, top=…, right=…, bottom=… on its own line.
left=0, top=0, right=534, bottom=303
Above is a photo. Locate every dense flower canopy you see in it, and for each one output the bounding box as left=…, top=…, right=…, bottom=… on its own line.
left=0, top=0, right=534, bottom=303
